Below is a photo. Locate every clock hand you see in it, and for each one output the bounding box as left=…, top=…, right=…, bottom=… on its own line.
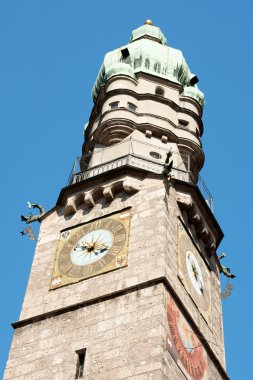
left=85, top=233, right=103, bottom=252
left=192, top=268, right=204, bottom=293
left=94, top=242, right=110, bottom=255
left=196, top=276, right=204, bottom=293
left=99, top=247, right=108, bottom=253
left=189, top=259, right=204, bottom=294
left=74, top=240, right=88, bottom=252
left=94, top=233, right=103, bottom=245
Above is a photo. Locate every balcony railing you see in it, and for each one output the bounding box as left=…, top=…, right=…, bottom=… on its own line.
left=67, top=138, right=214, bottom=212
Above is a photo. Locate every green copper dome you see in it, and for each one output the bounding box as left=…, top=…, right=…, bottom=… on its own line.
left=92, top=23, right=204, bottom=108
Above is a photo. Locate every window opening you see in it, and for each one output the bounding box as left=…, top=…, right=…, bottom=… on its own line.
left=178, top=119, right=189, bottom=128
left=150, top=151, right=162, bottom=160
left=76, top=350, right=86, bottom=379
left=189, top=75, right=199, bottom=86
left=145, top=58, right=150, bottom=69
left=155, top=86, right=164, bottom=96
left=110, top=101, right=119, bottom=109
left=121, top=48, right=130, bottom=59
left=154, top=62, right=161, bottom=73
left=127, top=102, right=137, bottom=112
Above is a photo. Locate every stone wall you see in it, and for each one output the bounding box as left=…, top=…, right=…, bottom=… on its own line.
left=5, top=174, right=227, bottom=379
left=5, top=284, right=165, bottom=379
left=5, top=283, right=227, bottom=380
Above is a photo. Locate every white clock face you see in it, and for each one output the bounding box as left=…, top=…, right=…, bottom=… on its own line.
left=186, top=250, right=204, bottom=296
left=70, top=229, right=113, bottom=266
left=178, top=220, right=211, bottom=321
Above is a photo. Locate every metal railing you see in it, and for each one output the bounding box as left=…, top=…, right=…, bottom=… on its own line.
left=198, top=174, right=214, bottom=212
left=66, top=138, right=214, bottom=212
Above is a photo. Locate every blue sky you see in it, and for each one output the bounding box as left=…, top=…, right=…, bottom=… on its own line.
left=0, top=1, right=252, bottom=378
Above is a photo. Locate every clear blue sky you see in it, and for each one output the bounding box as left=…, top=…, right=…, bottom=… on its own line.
left=0, top=1, right=252, bottom=378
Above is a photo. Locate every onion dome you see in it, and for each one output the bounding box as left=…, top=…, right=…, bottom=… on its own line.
left=92, top=22, right=204, bottom=108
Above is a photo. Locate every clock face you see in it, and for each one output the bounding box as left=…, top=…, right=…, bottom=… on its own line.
left=166, top=295, right=208, bottom=380
left=178, top=220, right=211, bottom=323
left=69, top=229, right=113, bottom=267
left=186, top=251, right=204, bottom=296
left=50, top=210, right=130, bottom=289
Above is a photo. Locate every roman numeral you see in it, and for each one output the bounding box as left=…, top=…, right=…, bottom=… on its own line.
left=66, top=266, right=82, bottom=278
left=114, top=234, right=126, bottom=242
left=75, top=230, right=84, bottom=238
left=59, top=257, right=70, bottom=266
left=64, top=242, right=73, bottom=250
left=91, top=220, right=102, bottom=229
left=59, top=262, right=73, bottom=274
left=104, top=220, right=113, bottom=229
left=109, top=246, right=121, bottom=256
left=98, top=258, right=107, bottom=268
left=112, top=225, right=123, bottom=233
left=84, top=265, right=93, bottom=276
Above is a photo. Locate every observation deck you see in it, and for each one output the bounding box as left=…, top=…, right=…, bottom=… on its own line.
left=67, top=138, right=213, bottom=212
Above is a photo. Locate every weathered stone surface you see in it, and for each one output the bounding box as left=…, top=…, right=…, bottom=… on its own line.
left=5, top=282, right=226, bottom=380
left=5, top=175, right=227, bottom=379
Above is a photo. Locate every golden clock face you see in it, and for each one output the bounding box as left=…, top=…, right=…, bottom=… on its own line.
left=178, top=220, right=211, bottom=324
left=50, top=210, right=130, bottom=289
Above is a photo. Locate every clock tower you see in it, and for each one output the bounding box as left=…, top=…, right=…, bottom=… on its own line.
left=5, top=21, right=229, bottom=380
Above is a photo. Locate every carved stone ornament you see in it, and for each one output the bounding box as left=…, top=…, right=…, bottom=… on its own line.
left=64, top=178, right=141, bottom=216
left=176, top=192, right=216, bottom=256
left=21, top=203, right=45, bottom=224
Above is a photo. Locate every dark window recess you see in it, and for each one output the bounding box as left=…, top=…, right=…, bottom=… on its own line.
left=154, top=62, right=161, bottom=73
left=189, top=75, right=199, bottom=86
left=127, top=102, right=137, bottom=112
left=150, top=151, right=162, bottom=160
left=145, top=58, right=150, bottom=69
left=110, top=101, right=119, bottom=109
left=121, top=48, right=130, bottom=59
left=178, top=120, right=189, bottom=127
left=76, top=350, right=86, bottom=379
left=155, top=86, right=164, bottom=96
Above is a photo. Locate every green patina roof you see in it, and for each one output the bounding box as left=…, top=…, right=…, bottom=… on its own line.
left=92, top=23, right=204, bottom=108
left=130, top=23, right=167, bottom=45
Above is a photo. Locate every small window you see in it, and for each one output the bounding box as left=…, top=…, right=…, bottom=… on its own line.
left=75, top=350, right=86, bottom=379
left=145, top=58, right=150, bottom=69
left=110, top=101, right=119, bottom=109
left=127, top=102, right=137, bottom=112
left=121, top=48, right=130, bottom=59
left=150, top=151, right=162, bottom=160
left=154, top=62, right=161, bottom=73
left=155, top=86, right=164, bottom=96
left=178, top=120, right=189, bottom=128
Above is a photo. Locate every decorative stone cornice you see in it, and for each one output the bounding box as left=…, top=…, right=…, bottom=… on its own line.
left=176, top=192, right=217, bottom=256
left=64, top=177, right=141, bottom=216
left=94, top=119, right=135, bottom=145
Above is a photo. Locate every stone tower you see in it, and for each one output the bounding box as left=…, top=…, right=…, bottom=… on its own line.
left=5, top=22, right=229, bottom=380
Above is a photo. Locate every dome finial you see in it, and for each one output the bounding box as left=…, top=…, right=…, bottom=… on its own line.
left=144, top=19, right=153, bottom=25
